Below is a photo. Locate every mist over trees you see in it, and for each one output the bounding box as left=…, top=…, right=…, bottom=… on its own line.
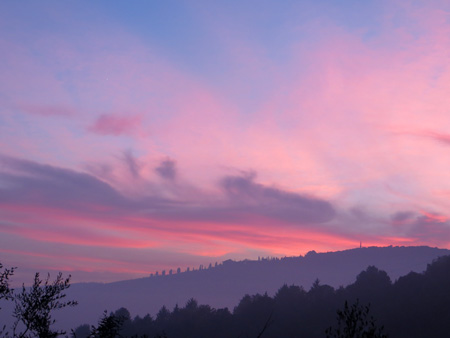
left=59, top=245, right=450, bottom=330
left=2, top=250, right=450, bottom=338
left=71, top=255, right=450, bottom=338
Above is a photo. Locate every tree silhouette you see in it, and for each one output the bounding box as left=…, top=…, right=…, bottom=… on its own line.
left=326, top=299, right=387, bottom=338
left=87, top=310, right=125, bottom=338
left=12, top=272, right=77, bottom=338
left=0, top=263, right=15, bottom=336
left=0, top=263, right=15, bottom=304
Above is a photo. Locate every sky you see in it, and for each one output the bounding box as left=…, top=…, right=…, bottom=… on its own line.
left=1, top=0, right=450, bottom=284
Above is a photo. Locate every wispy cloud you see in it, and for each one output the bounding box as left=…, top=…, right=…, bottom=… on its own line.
left=220, top=172, right=336, bottom=224
left=389, top=210, right=450, bottom=245
left=417, top=130, right=450, bottom=146
left=88, top=114, right=141, bottom=136
left=122, top=150, right=141, bottom=179
left=155, top=158, right=177, bottom=181
left=0, top=155, right=335, bottom=227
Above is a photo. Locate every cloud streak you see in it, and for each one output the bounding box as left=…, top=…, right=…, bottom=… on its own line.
left=0, top=155, right=335, bottom=228
left=89, top=114, right=141, bottom=136
left=417, top=130, right=450, bottom=146
left=220, top=172, right=336, bottom=224
left=155, top=158, right=177, bottom=181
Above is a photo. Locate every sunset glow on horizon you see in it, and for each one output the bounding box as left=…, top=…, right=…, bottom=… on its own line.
left=1, top=0, right=450, bottom=284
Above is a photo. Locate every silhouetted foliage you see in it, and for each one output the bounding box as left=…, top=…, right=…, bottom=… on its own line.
left=234, top=293, right=274, bottom=337
left=12, top=272, right=77, bottom=338
left=0, top=265, right=77, bottom=338
left=72, top=324, right=90, bottom=338
left=71, top=308, right=133, bottom=338
left=326, top=299, right=387, bottom=338
left=0, top=263, right=15, bottom=336
left=0, top=263, right=15, bottom=304
left=67, top=254, right=450, bottom=338
left=88, top=310, right=125, bottom=338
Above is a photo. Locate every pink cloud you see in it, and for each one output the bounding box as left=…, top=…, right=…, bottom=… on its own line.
left=88, top=114, right=142, bottom=136
left=417, top=130, right=450, bottom=146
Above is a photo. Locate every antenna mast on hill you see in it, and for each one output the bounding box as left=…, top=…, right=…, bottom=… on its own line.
left=360, top=241, right=362, bottom=248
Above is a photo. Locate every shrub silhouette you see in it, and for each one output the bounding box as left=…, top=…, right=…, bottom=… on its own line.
left=87, top=310, right=125, bottom=338
left=13, top=272, right=77, bottom=338
left=326, top=299, right=387, bottom=338
left=0, top=263, right=77, bottom=338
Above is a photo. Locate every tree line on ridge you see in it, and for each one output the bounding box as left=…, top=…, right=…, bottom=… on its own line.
left=2, top=255, right=450, bottom=337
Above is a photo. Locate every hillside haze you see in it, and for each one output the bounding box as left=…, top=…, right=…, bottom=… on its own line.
left=58, top=246, right=449, bottom=330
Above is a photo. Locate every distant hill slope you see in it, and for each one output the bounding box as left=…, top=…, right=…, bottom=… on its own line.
left=58, top=246, right=449, bottom=330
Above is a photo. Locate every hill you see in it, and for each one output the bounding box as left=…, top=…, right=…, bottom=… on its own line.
left=73, top=254, right=450, bottom=338
left=58, top=245, right=449, bottom=330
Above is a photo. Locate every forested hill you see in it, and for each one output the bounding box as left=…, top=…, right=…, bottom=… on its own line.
left=73, top=254, right=450, bottom=338
left=59, top=245, right=449, bottom=330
